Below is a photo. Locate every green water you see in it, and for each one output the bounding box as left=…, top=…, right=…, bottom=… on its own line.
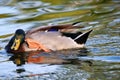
left=0, top=0, right=120, bottom=80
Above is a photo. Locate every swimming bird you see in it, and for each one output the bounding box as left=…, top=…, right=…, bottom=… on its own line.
left=5, top=23, right=92, bottom=54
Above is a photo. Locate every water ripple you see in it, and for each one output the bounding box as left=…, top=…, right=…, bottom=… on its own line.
left=0, top=0, right=120, bottom=80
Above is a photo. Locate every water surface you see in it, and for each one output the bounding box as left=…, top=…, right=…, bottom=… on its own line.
left=0, top=0, right=120, bottom=80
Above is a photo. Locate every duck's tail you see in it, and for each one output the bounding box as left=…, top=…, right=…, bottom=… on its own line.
left=62, top=29, right=93, bottom=44
left=74, top=30, right=93, bottom=44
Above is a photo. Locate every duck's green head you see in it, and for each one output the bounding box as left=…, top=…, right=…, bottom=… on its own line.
left=11, top=29, right=25, bottom=51
left=6, top=29, right=26, bottom=52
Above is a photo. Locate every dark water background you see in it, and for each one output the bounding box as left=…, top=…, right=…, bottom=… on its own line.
left=0, top=0, right=120, bottom=80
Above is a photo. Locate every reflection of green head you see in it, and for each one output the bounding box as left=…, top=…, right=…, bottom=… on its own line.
left=11, top=29, right=25, bottom=51
left=9, top=54, right=25, bottom=66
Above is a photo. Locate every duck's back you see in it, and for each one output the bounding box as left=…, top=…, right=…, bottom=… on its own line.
left=27, top=31, right=82, bottom=51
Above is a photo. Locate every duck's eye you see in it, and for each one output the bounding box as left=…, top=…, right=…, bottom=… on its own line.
left=16, top=35, right=24, bottom=39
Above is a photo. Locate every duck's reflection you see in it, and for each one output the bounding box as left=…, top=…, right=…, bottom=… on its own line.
left=9, top=51, right=75, bottom=66
left=9, top=50, right=92, bottom=73
left=9, top=53, right=25, bottom=66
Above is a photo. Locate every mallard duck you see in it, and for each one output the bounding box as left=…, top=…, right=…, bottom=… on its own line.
left=5, top=23, right=92, bottom=53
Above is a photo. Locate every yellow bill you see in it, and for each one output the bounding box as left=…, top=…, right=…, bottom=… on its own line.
left=11, top=38, right=21, bottom=50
